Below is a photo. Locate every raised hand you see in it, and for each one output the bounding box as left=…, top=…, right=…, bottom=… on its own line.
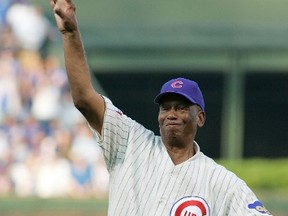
left=49, top=0, right=78, bottom=34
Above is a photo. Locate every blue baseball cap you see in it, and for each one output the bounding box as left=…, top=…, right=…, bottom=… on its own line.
left=154, top=77, right=205, bottom=110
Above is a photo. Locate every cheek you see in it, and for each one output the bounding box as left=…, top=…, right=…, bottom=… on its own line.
left=158, top=114, right=166, bottom=134
left=186, top=114, right=198, bottom=128
left=158, top=113, right=164, bottom=125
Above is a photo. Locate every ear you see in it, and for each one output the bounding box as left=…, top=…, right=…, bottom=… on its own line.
left=197, top=111, right=206, bottom=127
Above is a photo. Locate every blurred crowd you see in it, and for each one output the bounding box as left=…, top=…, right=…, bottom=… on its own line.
left=0, top=0, right=109, bottom=199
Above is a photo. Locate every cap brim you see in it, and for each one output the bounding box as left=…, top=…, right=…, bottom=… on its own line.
left=154, top=92, right=196, bottom=105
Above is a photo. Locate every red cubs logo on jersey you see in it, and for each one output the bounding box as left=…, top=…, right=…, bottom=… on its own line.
left=170, top=196, right=210, bottom=216
left=171, top=80, right=184, bottom=88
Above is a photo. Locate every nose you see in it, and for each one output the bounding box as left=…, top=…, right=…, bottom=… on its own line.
left=167, top=108, right=177, bottom=119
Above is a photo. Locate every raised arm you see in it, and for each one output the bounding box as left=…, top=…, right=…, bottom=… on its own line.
left=50, top=0, right=105, bottom=133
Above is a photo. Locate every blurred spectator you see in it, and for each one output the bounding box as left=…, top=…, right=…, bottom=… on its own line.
left=0, top=0, right=12, bottom=28
left=70, top=155, right=94, bottom=198
left=0, top=1, right=109, bottom=199
left=69, top=122, right=104, bottom=198
left=70, top=122, right=102, bottom=165
left=92, top=154, right=109, bottom=199
left=10, top=157, right=33, bottom=197
left=34, top=136, right=72, bottom=198
left=6, top=1, right=53, bottom=54
left=0, top=30, right=22, bottom=121
left=31, top=71, right=61, bottom=123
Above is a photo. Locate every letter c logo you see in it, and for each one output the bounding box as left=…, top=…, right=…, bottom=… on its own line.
left=171, top=80, right=183, bottom=88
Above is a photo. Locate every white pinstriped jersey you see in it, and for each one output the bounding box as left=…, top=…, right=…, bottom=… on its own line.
left=91, top=97, right=272, bottom=216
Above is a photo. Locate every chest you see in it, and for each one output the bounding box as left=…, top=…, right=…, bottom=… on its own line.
left=110, top=148, right=219, bottom=215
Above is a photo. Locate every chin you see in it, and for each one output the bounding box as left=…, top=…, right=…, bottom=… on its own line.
left=167, top=135, right=184, bottom=146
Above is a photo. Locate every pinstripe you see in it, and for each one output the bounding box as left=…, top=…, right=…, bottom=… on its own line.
left=176, top=158, right=195, bottom=198
left=119, top=135, right=160, bottom=215
left=156, top=164, right=187, bottom=215
left=90, top=97, right=272, bottom=216
left=133, top=145, right=164, bottom=215
left=190, top=156, right=201, bottom=194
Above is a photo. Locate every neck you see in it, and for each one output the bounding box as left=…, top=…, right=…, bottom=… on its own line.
left=166, top=142, right=195, bottom=165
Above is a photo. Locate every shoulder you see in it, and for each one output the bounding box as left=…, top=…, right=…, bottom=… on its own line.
left=198, top=153, right=244, bottom=189
left=192, top=142, right=242, bottom=187
left=102, top=95, right=158, bottom=145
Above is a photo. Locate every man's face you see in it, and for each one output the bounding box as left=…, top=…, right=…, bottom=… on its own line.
left=158, top=94, right=205, bottom=147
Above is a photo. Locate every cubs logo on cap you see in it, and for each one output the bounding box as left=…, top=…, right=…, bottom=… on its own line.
left=154, top=78, right=205, bottom=111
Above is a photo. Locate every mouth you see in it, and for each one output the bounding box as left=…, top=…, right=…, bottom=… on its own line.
left=165, top=122, right=181, bottom=127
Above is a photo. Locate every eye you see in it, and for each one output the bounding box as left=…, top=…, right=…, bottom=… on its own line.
left=176, top=104, right=189, bottom=111
left=160, top=105, right=170, bottom=111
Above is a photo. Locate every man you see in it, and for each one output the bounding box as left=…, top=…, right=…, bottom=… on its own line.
left=50, top=0, right=272, bottom=215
